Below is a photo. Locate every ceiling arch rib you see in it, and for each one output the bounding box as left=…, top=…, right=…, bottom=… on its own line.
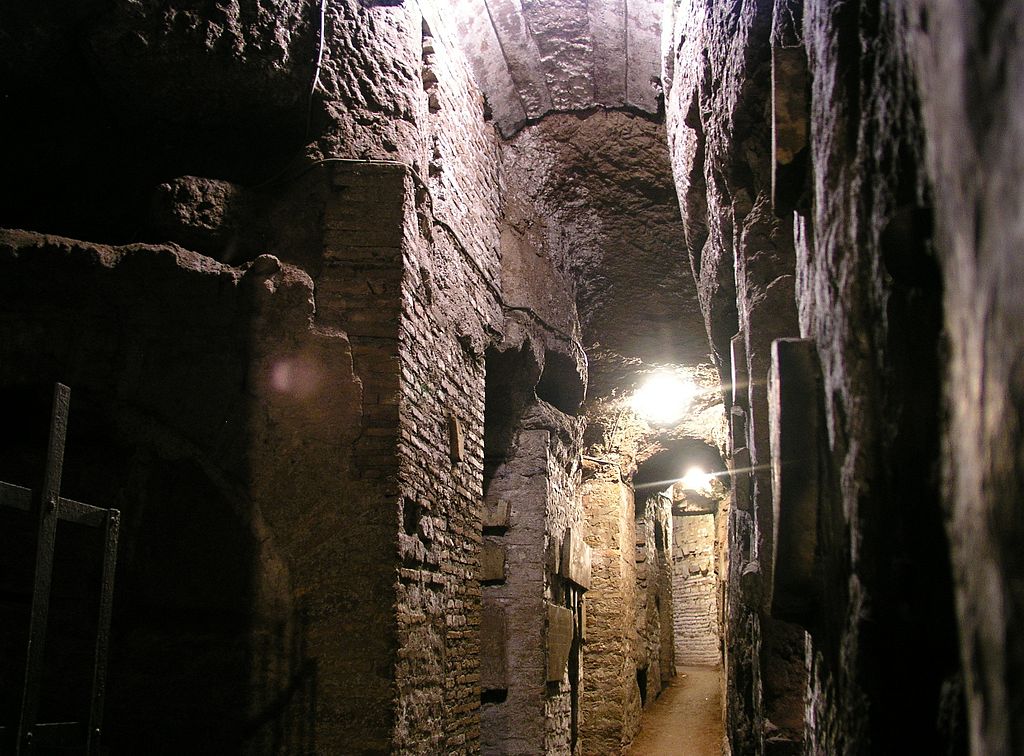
left=449, top=0, right=664, bottom=136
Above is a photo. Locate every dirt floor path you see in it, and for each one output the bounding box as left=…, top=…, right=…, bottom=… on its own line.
left=625, top=665, right=725, bottom=756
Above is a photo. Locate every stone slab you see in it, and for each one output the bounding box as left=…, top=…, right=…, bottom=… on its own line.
left=768, top=338, right=823, bottom=625
left=481, top=541, right=506, bottom=583
left=481, top=604, right=508, bottom=690
left=546, top=603, right=574, bottom=682
left=448, top=415, right=465, bottom=463
left=483, top=498, right=511, bottom=531
left=560, top=527, right=592, bottom=589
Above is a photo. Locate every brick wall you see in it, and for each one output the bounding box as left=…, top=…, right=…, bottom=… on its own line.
left=672, top=514, right=721, bottom=666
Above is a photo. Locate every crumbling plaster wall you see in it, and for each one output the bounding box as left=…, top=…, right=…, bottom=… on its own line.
left=664, top=0, right=983, bottom=753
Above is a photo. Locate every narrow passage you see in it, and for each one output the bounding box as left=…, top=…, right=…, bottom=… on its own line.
left=626, top=666, right=724, bottom=755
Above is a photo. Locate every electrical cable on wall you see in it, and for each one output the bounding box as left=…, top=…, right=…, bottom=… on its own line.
left=306, top=0, right=329, bottom=139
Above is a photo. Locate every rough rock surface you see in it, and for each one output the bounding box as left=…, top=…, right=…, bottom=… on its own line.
left=501, top=110, right=707, bottom=403
left=664, top=0, right=974, bottom=753
left=907, top=2, right=1024, bottom=753
left=450, top=0, right=664, bottom=136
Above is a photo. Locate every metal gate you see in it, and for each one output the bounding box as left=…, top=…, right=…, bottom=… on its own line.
left=0, top=384, right=120, bottom=754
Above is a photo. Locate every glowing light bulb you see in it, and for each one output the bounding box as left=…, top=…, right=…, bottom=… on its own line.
left=631, top=373, right=696, bottom=425
left=681, top=466, right=711, bottom=491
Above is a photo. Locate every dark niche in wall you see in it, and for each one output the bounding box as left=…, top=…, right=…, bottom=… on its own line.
left=535, top=349, right=584, bottom=416
left=483, top=343, right=540, bottom=496
left=0, top=385, right=311, bottom=754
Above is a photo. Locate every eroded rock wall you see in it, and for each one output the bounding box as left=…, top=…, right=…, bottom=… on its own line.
left=907, top=3, right=1024, bottom=753
left=664, top=0, right=986, bottom=753
left=664, top=1, right=804, bottom=751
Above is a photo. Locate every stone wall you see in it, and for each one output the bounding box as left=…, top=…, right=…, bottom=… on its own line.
left=480, top=425, right=550, bottom=755
left=0, top=2, right=509, bottom=752
left=905, top=3, right=1024, bottom=752
left=0, top=233, right=362, bottom=752
left=663, top=0, right=974, bottom=752
left=672, top=513, right=720, bottom=666
left=635, top=495, right=676, bottom=702
left=580, top=472, right=640, bottom=754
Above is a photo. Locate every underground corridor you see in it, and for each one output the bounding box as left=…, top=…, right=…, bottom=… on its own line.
left=0, top=1, right=1020, bottom=755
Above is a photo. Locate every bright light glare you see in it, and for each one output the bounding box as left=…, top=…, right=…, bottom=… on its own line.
left=631, top=373, right=696, bottom=424
left=680, top=466, right=712, bottom=491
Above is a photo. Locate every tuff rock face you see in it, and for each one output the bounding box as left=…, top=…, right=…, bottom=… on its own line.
left=665, top=0, right=1021, bottom=753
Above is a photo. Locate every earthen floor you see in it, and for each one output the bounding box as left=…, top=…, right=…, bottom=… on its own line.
left=625, top=665, right=725, bottom=755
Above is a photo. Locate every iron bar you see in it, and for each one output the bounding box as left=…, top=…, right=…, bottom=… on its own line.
left=17, top=382, right=70, bottom=752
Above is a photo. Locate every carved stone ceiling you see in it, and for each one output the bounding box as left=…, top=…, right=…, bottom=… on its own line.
left=448, top=0, right=665, bottom=136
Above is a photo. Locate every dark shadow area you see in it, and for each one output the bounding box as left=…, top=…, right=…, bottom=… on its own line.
left=535, top=349, right=585, bottom=416
left=0, top=4, right=315, bottom=245
left=0, top=385, right=316, bottom=754
left=483, top=343, right=540, bottom=497
left=857, top=193, right=966, bottom=753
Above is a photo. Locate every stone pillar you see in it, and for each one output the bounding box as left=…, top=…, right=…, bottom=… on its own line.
left=580, top=473, right=639, bottom=754
left=480, top=429, right=550, bottom=754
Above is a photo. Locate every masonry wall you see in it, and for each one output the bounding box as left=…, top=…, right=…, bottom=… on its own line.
left=480, top=426, right=550, bottom=754
left=672, top=513, right=720, bottom=666
left=580, top=472, right=640, bottom=754
left=0, top=1, right=509, bottom=752
left=635, top=495, right=676, bottom=703
left=542, top=412, right=586, bottom=756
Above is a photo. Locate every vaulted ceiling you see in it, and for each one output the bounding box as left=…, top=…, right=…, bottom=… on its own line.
left=449, top=0, right=665, bottom=135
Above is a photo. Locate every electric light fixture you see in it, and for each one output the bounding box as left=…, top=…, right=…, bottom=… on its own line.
left=680, top=466, right=712, bottom=491
left=631, top=372, right=696, bottom=424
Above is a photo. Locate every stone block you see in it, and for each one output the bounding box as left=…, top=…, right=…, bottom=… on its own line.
left=483, top=498, right=511, bottom=531
left=546, top=603, right=574, bottom=682
left=768, top=338, right=824, bottom=626
left=771, top=43, right=810, bottom=214
left=560, top=527, right=592, bottom=590
left=731, top=331, right=747, bottom=407
left=480, top=604, right=507, bottom=691
left=481, top=541, right=506, bottom=583
left=448, top=414, right=465, bottom=463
